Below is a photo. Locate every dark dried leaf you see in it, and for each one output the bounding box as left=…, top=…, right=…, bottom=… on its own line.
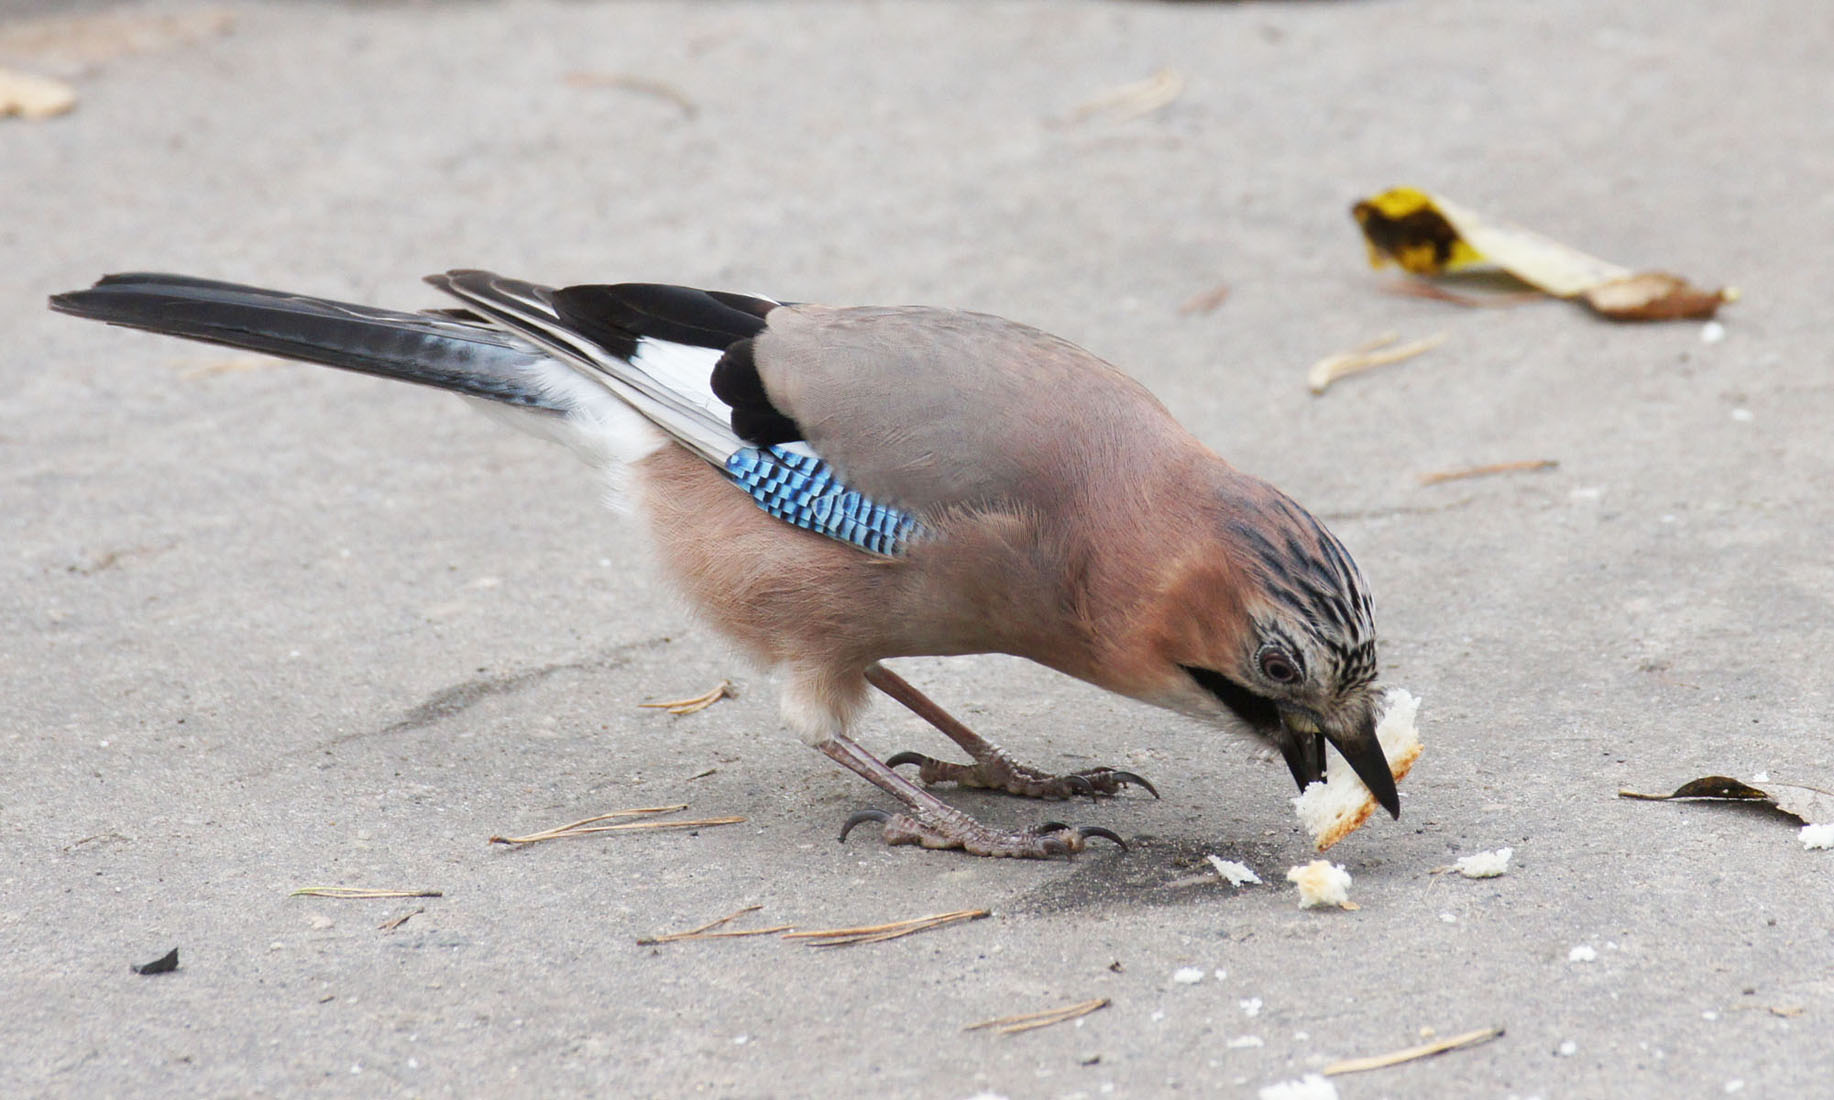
left=1619, top=776, right=1834, bottom=825
left=131, top=947, right=179, bottom=975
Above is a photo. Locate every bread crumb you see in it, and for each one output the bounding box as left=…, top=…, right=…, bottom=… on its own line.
left=1172, top=967, right=1205, bottom=985
left=1800, top=824, right=1834, bottom=850
left=1258, top=1074, right=1339, bottom=1100
left=1227, top=1035, right=1264, bottom=1049
left=1285, top=860, right=1353, bottom=909
left=1454, top=847, right=1513, bottom=878
left=1568, top=945, right=1597, bottom=962
left=1292, top=687, right=1424, bottom=851
left=1207, top=854, right=1263, bottom=885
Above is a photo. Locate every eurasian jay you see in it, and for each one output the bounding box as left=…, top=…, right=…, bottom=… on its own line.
left=50, top=271, right=1398, bottom=858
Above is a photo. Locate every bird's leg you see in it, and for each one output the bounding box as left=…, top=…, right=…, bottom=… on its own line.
left=819, top=734, right=1122, bottom=858
left=864, top=664, right=1159, bottom=800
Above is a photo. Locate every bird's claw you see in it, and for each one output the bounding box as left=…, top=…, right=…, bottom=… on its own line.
left=839, top=808, right=894, bottom=843
left=1032, top=820, right=1128, bottom=850
left=838, top=807, right=1126, bottom=858
left=885, top=751, right=1158, bottom=801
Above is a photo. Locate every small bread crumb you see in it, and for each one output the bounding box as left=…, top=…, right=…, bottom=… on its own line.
left=1207, top=854, right=1263, bottom=886
left=1568, top=945, right=1597, bottom=962
left=1292, top=688, right=1424, bottom=851
left=1800, top=824, right=1834, bottom=850
left=1258, top=1074, right=1339, bottom=1100
left=1172, top=967, right=1205, bottom=985
left=1285, top=860, right=1353, bottom=909
left=1454, top=847, right=1514, bottom=878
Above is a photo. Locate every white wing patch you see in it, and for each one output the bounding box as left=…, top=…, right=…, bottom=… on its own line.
left=628, top=337, right=731, bottom=430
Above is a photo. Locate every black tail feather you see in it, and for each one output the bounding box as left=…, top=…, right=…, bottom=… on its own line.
left=50, top=273, right=565, bottom=411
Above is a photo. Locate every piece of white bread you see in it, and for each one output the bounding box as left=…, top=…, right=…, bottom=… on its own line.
left=1285, top=859, right=1353, bottom=909
left=1292, top=688, right=1424, bottom=851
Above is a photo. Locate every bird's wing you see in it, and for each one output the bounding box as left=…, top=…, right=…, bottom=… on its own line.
left=743, top=304, right=1192, bottom=516
left=427, top=270, right=773, bottom=468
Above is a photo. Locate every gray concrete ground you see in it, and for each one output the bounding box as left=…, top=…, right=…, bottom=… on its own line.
left=5, top=1, right=1832, bottom=1097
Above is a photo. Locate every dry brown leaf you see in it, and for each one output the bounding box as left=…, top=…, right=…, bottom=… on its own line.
left=0, top=66, right=75, bottom=119
left=1581, top=272, right=1730, bottom=321
left=1618, top=776, right=1834, bottom=826
left=1351, top=187, right=1733, bottom=321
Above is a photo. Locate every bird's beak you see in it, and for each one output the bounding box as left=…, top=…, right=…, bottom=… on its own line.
left=1278, top=704, right=1400, bottom=819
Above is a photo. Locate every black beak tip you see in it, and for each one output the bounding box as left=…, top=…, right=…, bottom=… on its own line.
left=1360, top=759, right=1401, bottom=820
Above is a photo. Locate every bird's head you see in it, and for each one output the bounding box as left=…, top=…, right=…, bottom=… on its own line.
left=1135, top=483, right=1397, bottom=818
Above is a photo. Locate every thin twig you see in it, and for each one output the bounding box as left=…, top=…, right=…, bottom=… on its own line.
left=1382, top=278, right=1544, bottom=308
left=967, top=997, right=1111, bottom=1035
left=562, top=72, right=698, bottom=117
left=637, top=905, right=794, bottom=945
left=489, top=804, right=743, bottom=845
left=783, top=908, right=990, bottom=947
left=291, top=887, right=443, bottom=900
left=1071, top=67, right=1186, bottom=123
left=379, top=907, right=424, bottom=931
left=1322, top=1026, right=1505, bottom=1075
left=177, top=356, right=273, bottom=379
left=1177, top=282, right=1231, bottom=315
left=639, top=680, right=735, bottom=716
left=1307, top=332, right=1447, bottom=394
left=1418, top=459, right=1557, bottom=486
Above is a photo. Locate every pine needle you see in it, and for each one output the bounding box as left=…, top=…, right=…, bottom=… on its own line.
left=783, top=908, right=990, bottom=947
left=1072, top=67, right=1186, bottom=123
left=489, top=804, right=744, bottom=845
left=291, top=887, right=443, bottom=900
left=639, top=680, right=735, bottom=715
left=637, top=904, right=793, bottom=945
left=379, top=907, right=425, bottom=931
left=966, top=997, right=1111, bottom=1035
left=1418, top=459, right=1557, bottom=485
left=1307, top=331, right=1447, bottom=394
left=1322, top=1026, right=1504, bottom=1075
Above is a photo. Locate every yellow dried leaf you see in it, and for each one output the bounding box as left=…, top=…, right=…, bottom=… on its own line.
left=1351, top=187, right=1732, bottom=321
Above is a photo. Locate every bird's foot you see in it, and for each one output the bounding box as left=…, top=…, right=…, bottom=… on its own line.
left=838, top=807, right=1125, bottom=858
left=885, top=749, right=1158, bottom=801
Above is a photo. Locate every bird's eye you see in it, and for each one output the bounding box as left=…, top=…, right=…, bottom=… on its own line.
left=1260, top=650, right=1300, bottom=684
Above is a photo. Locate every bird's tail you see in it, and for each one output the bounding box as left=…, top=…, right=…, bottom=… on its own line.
left=49, top=272, right=568, bottom=413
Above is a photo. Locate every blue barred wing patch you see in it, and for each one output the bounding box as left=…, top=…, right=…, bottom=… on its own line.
left=724, top=445, right=922, bottom=556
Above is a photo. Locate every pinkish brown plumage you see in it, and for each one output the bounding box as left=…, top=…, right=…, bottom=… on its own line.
left=50, top=270, right=1398, bottom=858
